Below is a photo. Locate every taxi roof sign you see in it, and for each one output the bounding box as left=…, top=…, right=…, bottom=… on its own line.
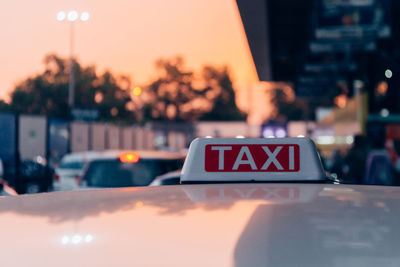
left=181, top=138, right=325, bottom=183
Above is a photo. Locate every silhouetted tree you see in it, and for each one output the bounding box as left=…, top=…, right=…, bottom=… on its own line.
left=144, top=56, right=246, bottom=122
left=0, top=100, right=11, bottom=112
left=144, top=56, right=210, bottom=121
left=199, top=66, right=246, bottom=121
left=10, top=54, right=135, bottom=122
left=269, top=88, right=306, bottom=121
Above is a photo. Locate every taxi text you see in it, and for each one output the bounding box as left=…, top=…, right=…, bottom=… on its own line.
left=205, top=144, right=299, bottom=172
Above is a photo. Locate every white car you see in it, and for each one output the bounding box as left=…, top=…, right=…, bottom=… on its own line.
left=53, top=151, right=99, bottom=191
left=0, top=138, right=399, bottom=266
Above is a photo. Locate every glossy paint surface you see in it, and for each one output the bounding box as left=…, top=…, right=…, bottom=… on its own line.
left=0, top=184, right=399, bottom=266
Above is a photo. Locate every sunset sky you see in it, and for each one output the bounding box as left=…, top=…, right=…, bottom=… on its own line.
left=1, top=0, right=275, bottom=123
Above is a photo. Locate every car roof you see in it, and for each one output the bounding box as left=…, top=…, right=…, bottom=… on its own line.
left=63, top=150, right=185, bottom=162
left=1, top=183, right=400, bottom=266
left=61, top=151, right=100, bottom=162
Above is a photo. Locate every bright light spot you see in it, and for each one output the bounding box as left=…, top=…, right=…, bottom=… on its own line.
left=67, top=11, right=78, bottom=22
left=110, top=107, right=118, bottom=116
left=316, top=136, right=335, bottom=145
left=119, top=152, right=140, bottom=163
left=385, top=69, right=393, bottom=79
left=380, top=108, right=390, bottom=117
left=61, top=236, right=69, bottom=245
left=262, top=128, right=274, bottom=138
left=80, top=11, right=90, bottom=21
left=133, top=87, right=142, bottom=96
left=376, top=81, right=388, bottom=96
left=346, top=136, right=354, bottom=144
left=205, top=136, right=212, bottom=138
left=236, top=135, right=245, bottom=138
left=297, top=135, right=305, bottom=138
left=276, top=129, right=286, bottom=138
left=36, top=156, right=44, bottom=164
left=136, top=201, right=144, bottom=207
left=323, top=187, right=334, bottom=191
left=84, top=234, right=93, bottom=243
left=94, top=92, right=103, bottom=103
left=57, top=11, right=66, bottom=21
left=72, top=234, right=82, bottom=244
left=334, top=94, right=347, bottom=108
left=267, top=136, right=275, bottom=138
left=125, top=101, right=135, bottom=111
left=353, top=80, right=363, bottom=89
left=62, top=234, right=94, bottom=245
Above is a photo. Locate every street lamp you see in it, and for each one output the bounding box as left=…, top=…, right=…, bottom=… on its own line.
left=57, top=10, right=90, bottom=110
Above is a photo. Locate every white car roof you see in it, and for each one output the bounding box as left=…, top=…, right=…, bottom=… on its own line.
left=0, top=184, right=399, bottom=266
left=62, top=150, right=185, bottom=162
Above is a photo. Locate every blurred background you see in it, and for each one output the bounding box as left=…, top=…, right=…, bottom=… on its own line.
left=1, top=0, right=399, bottom=193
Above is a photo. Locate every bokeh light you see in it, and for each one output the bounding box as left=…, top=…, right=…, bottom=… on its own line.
left=133, top=87, right=142, bottom=96
left=385, top=69, right=393, bottom=79
left=57, top=11, right=66, bottom=21
left=80, top=12, right=90, bottom=22
left=67, top=11, right=78, bottom=22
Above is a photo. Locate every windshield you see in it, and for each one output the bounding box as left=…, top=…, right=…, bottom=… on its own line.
left=83, top=159, right=183, bottom=187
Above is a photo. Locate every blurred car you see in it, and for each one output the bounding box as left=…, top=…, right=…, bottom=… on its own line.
left=53, top=151, right=99, bottom=191
left=79, top=150, right=185, bottom=189
left=149, top=169, right=181, bottom=186
left=19, top=158, right=54, bottom=194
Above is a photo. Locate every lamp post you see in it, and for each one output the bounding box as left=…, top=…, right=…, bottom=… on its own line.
left=57, top=10, right=90, bottom=110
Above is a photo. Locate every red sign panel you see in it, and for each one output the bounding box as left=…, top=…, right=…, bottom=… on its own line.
left=205, top=144, right=300, bottom=172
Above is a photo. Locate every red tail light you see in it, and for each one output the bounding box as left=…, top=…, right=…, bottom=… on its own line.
left=75, top=175, right=82, bottom=185
left=54, top=174, right=60, bottom=182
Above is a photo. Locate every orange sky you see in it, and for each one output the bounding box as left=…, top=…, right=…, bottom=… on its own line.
left=1, top=0, right=276, bottom=123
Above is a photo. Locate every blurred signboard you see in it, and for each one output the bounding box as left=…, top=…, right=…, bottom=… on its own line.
left=168, top=132, right=186, bottom=151
left=132, top=127, right=145, bottom=150
left=309, top=40, right=376, bottom=53
left=49, top=119, right=69, bottom=166
left=71, top=109, right=99, bottom=122
left=122, top=127, right=134, bottom=150
left=295, top=75, right=343, bottom=97
left=316, top=0, right=391, bottom=40
left=70, top=122, right=89, bottom=152
left=143, top=128, right=155, bottom=150
left=107, top=125, right=120, bottom=149
left=0, top=113, right=17, bottom=181
left=304, top=61, right=357, bottom=73
left=19, top=115, right=46, bottom=160
left=92, top=123, right=106, bottom=151
left=0, top=113, right=16, bottom=163
left=316, top=107, right=333, bottom=121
